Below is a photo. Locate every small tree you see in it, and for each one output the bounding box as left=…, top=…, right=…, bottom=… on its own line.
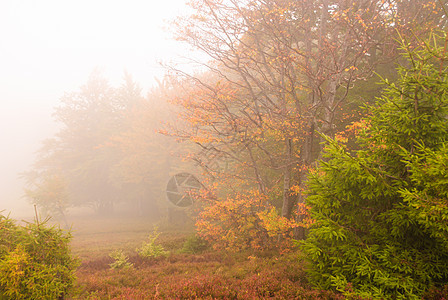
left=24, top=173, right=69, bottom=220
left=0, top=214, right=79, bottom=299
left=136, top=228, right=167, bottom=259
left=109, top=250, right=133, bottom=269
left=302, top=32, right=448, bottom=299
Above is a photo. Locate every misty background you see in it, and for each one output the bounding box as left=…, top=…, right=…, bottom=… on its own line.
left=0, top=0, right=191, bottom=217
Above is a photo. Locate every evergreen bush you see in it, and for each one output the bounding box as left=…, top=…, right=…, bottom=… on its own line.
left=136, top=227, right=167, bottom=259
left=180, top=234, right=210, bottom=254
left=302, top=32, right=448, bottom=299
left=0, top=214, right=78, bottom=299
left=109, top=250, right=133, bottom=269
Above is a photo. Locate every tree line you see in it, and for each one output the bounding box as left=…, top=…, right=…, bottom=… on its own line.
left=23, top=72, right=185, bottom=217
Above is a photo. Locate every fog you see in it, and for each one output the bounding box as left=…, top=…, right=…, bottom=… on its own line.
left=0, top=0, right=191, bottom=219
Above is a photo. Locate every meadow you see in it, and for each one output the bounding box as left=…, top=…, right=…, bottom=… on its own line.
left=66, top=213, right=344, bottom=299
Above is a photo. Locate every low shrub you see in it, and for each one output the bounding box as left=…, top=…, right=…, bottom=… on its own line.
left=0, top=214, right=78, bottom=299
left=76, top=249, right=351, bottom=299
left=136, top=227, right=168, bottom=259
left=180, top=234, right=209, bottom=254
left=109, top=250, right=133, bottom=270
left=196, top=190, right=297, bottom=252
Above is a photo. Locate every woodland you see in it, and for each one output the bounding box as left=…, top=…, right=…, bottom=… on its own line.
left=1, top=0, right=448, bottom=299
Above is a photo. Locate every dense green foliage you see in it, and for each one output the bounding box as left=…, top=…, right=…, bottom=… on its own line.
left=0, top=214, right=78, bottom=299
left=302, top=33, right=448, bottom=299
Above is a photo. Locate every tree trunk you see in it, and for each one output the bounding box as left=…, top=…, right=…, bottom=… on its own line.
left=294, top=120, right=315, bottom=240
left=281, top=138, right=294, bottom=218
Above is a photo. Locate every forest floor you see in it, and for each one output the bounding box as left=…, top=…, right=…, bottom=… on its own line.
left=64, top=214, right=344, bottom=299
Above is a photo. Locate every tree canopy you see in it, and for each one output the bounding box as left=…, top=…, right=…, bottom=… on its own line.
left=24, top=73, right=182, bottom=216
left=167, top=0, right=447, bottom=244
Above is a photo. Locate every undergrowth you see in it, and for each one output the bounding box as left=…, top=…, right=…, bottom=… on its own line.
left=75, top=249, right=347, bottom=299
left=109, top=250, right=133, bottom=270
left=136, top=227, right=168, bottom=259
left=0, top=213, right=79, bottom=299
left=69, top=216, right=448, bottom=299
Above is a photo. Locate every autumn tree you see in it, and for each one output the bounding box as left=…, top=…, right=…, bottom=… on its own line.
left=167, top=0, right=446, bottom=244
left=302, top=32, right=448, bottom=299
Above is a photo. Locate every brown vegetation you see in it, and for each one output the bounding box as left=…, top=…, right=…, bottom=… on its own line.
left=68, top=215, right=345, bottom=299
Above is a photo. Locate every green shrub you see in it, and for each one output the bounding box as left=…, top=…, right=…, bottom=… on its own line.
left=136, top=228, right=167, bottom=259
left=0, top=214, right=78, bottom=299
left=302, top=32, right=448, bottom=299
left=180, top=234, right=210, bottom=254
left=109, top=250, right=133, bottom=269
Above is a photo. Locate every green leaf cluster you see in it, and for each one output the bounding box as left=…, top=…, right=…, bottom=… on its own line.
left=0, top=214, right=79, bottom=299
left=180, top=234, right=210, bottom=254
left=109, top=250, right=133, bottom=270
left=136, top=228, right=168, bottom=259
left=302, top=32, right=448, bottom=299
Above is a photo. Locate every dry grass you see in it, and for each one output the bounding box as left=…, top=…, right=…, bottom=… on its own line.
left=67, top=215, right=162, bottom=261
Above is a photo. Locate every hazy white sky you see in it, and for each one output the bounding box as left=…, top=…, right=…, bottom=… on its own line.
left=0, top=0, right=191, bottom=216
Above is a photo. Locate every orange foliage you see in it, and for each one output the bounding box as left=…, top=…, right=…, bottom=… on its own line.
left=295, top=202, right=315, bottom=229
left=167, top=0, right=447, bottom=249
left=196, top=189, right=297, bottom=252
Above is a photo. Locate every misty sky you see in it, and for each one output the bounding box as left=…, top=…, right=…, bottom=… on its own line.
left=0, top=0, right=191, bottom=216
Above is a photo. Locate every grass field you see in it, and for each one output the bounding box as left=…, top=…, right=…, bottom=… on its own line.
left=64, top=213, right=344, bottom=299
